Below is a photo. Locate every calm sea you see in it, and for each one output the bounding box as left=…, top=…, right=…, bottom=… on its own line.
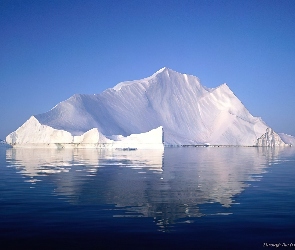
left=0, top=146, right=294, bottom=249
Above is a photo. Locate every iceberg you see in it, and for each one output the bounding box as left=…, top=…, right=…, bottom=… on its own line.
left=6, top=67, right=291, bottom=147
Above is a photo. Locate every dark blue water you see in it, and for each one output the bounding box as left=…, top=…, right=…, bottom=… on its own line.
left=0, top=147, right=294, bottom=249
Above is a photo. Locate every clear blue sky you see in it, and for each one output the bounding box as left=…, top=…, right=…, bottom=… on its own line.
left=1, top=0, right=295, bottom=139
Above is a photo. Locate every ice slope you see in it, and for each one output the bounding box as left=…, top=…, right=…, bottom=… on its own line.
left=7, top=67, right=285, bottom=146
left=278, top=133, right=295, bottom=146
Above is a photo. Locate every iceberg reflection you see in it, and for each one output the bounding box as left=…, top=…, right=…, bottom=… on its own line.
left=6, top=146, right=293, bottom=229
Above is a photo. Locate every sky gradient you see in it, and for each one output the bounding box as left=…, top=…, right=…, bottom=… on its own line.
left=1, top=0, right=295, bottom=139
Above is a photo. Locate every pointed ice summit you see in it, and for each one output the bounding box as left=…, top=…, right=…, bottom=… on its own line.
left=6, top=68, right=290, bottom=148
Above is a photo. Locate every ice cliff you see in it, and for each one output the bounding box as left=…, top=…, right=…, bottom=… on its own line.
left=6, top=67, right=289, bottom=147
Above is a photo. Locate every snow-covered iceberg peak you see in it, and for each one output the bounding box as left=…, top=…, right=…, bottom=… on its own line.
left=112, top=67, right=203, bottom=93
left=153, top=66, right=168, bottom=75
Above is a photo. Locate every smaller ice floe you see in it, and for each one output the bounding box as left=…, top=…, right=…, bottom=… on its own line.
left=6, top=116, right=164, bottom=149
left=256, top=128, right=289, bottom=147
